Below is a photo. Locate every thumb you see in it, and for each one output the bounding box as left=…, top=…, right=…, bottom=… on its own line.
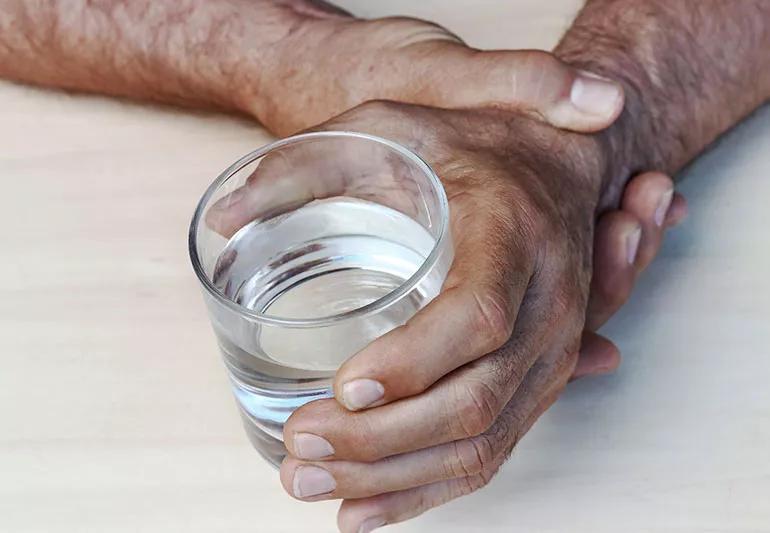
left=397, top=44, right=624, bottom=132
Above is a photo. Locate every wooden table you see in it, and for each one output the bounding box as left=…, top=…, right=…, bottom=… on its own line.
left=2, top=1, right=768, bottom=531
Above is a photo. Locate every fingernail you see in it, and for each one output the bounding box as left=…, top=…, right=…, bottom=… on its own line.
left=341, top=379, right=385, bottom=411
left=293, top=465, right=336, bottom=498
left=294, top=432, right=334, bottom=460
left=570, top=71, right=623, bottom=116
left=358, top=517, right=386, bottom=533
left=654, top=189, right=674, bottom=227
left=626, top=226, right=642, bottom=265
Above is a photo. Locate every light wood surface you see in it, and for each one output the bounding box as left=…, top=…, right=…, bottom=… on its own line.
left=1, top=1, right=769, bottom=532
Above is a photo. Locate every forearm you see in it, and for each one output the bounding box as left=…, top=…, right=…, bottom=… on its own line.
left=555, top=0, right=770, bottom=206
left=0, top=0, right=347, bottom=122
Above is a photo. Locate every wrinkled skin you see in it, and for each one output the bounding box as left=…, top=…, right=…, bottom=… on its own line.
left=208, top=100, right=686, bottom=532
left=0, top=0, right=686, bottom=376
left=259, top=15, right=626, bottom=136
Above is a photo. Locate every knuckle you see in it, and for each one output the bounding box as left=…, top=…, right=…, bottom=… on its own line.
left=458, top=463, right=500, bottom=496
left=482, top=400, right=524, bottom=461
left=469, top=288, right=514, bottom=350
left=293, top=406, right=380, bottom=461
left=449, top=436, right=496, bottom=478
left=479, top=460, right=503, bottom=486
left=409, top=371, right=437, bottom=397
left=458, top=476, right=483, bottom=496
left=512, top=50, right=571, bottom=102
left=453, top=380, right=502, bottom=438
left=348, top=416, right=386, bottom=461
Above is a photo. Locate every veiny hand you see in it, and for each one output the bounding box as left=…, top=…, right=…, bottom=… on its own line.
left=210, top=155, right=686, bottom=385
left=276, top=101, right=604, bottom=532
left=210, top=100, right=686, bottom=532
left=254, top=11, right=624, bottom=135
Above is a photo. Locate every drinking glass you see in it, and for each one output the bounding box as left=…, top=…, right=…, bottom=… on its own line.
left=189, top=131, right=452, bottom=467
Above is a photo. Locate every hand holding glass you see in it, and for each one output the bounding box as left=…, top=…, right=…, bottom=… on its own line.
left=189, top=132, right=452, bottom=466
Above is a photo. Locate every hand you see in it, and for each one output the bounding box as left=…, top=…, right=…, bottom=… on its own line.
left=209, top=100, right=687, bottom=531
left=271, top=101, right=603, bottom=532
left=210, top=99, right=673, bottom=531
left=254, top=14, right=624, bottom=135
left=574, top=171, right=687, bottom=379
left=209, top=143, right=687, bottom=386
left=0, top=0, right=618, bottom=139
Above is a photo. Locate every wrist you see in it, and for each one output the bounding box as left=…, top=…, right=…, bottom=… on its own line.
left=247, top=15, right=466, bottom=135
left=552, top=0, right=679, bottom=210
left=555, top=55, right=662, bottom=211
left=555, top=0, right=770, bottom=210
left=225, top=2, right=356, bottom=132
left=552, top=30, right=662, bottom=210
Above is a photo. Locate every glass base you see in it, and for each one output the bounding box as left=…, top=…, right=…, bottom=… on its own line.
left=231, top=374, right=333, bottom=469
left=239, top=409, right=286, bottom=469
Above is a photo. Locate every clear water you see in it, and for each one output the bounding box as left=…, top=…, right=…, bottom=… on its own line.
left=210, top=197, right=445, bottom=465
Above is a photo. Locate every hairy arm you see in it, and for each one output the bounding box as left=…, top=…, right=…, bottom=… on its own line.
left=0, top=1, right=631, bottom=135
left=270, top=5, right=770, bottom=527
left=0, top=0, right=351, bottom=124
left=554, top=0, right=770, bottom=207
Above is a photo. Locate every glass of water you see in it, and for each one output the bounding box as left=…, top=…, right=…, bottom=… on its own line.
left=189, top=131, right=452, bottom=467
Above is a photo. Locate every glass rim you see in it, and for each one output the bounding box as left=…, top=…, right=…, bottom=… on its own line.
left=188, top=130, right=450, bottom=328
